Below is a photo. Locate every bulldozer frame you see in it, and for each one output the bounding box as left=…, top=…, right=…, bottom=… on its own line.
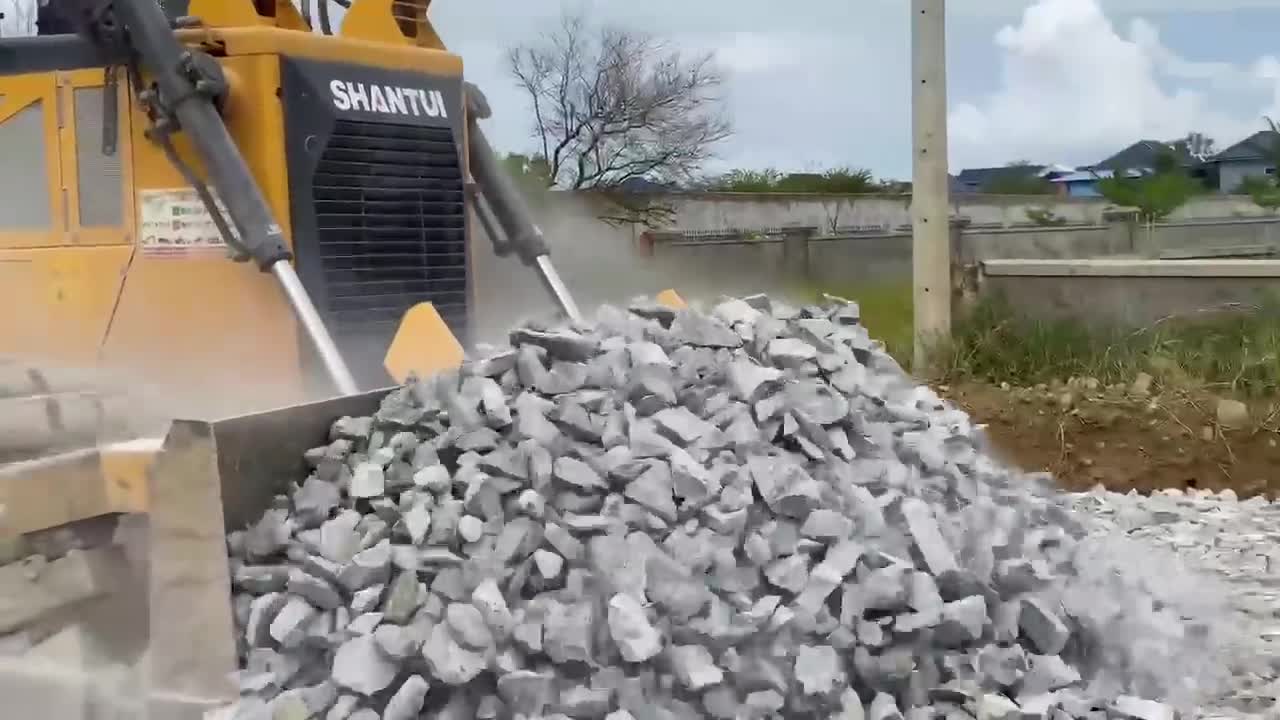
left=0, top=2, right=682, bottom=716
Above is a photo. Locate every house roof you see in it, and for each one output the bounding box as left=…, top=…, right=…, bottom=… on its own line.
left=1050, top=168, right=1146, bottom=184
left=1089, top=140, right=1195, bottom=171
left=616, top=177, right=675, bottom=193
left=954, top=165, right=1045, bottom=190
left=1211, top=130, right=1280, bottom=163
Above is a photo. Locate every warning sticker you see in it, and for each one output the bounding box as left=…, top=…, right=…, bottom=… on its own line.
left=138, top=189, right=238, bottom=258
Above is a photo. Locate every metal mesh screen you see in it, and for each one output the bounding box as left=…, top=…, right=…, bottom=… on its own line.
left=309, top=119, right=468, bottom=387
left=0, top=101, right=52, bottom=229
left=74, top=87, right=123, bottom=227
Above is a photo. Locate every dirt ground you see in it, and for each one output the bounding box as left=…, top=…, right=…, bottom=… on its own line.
left=939, top=381, right=1280, bottom=498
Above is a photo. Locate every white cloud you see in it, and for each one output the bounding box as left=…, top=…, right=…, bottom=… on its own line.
left=954, top=0, right=1280, bottom=18
left=949, top=0, right=1279, bottom=168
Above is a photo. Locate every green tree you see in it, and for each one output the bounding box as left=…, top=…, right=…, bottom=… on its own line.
left=1096, top=149, right=1200, bottom=224
left=503, top=153, right=553, bottom=192
left=1239, top=118, right=1280, bottom=213
left=711, top=169, right=782, bottom=192
left=1240, top=176, right=1280, bottom=214
left=707, top=166, right=878, bottom=194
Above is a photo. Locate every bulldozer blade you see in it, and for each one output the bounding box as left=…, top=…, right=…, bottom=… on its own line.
left=143, top=389, right=392, bottom=718
left=0, top=389, right=395, bottom=719
left=656, top=288, right=688, bottom=309
left=383, top=301, right=466, bottom=385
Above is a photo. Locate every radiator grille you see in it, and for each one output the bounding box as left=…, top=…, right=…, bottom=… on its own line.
left=312, top=120, right=467, bottom=383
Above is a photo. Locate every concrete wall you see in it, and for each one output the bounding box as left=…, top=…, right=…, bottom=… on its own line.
left=1219, top=160, right=1274, bottom=194
left=1148, top=219, right=1280, bottom=254
left=651, top=191, right=1274, bottom=231
left=468, top=191, right=1280, bottom=342
left=802, top=225, right=1122, bottom=289
left=978, top=260, right=1280, bottom=329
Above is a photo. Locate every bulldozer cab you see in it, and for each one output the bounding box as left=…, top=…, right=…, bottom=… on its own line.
left=0, top=2, right=657, bottom=716
left=0, top=0, right=471, bottom=407
left=0, top=2, right=479, bottom=716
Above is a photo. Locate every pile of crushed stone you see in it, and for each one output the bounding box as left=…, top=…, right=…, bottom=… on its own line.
left=220, top=294, right=1232, bottom=720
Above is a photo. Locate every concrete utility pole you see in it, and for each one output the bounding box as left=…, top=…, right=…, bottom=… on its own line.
left=910, top=0, right=951, bottom=372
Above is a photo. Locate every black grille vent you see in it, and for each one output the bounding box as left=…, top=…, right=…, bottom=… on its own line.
left=312, top=120, right=467, bottom=385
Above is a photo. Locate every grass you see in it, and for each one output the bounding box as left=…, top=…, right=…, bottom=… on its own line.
left=804, top=281, right=914, bottom=361
left=807, top=282, right=1280, bottom=398
left=939, top=294, right=1280, bottom=398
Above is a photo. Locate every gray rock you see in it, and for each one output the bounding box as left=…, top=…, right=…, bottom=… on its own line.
left=869, top=693, right=903, bottom=720
left=624, top=463, right=678, bottom=523
left=445, top=602, right=493, bottom=650
left=234, top=564, right=291, bottom=595
left=936, top=595, right=987, bottom=646
left=269, top=596, right=317, bottom=649
left=652, top=407, right=715, bottom=445
left=246, top=592, right=288, bottom=648
left=319, top=512, right=363, bottom=565
left=289, top=568, right=342, bottom=610
left=607, top=593, right=663, bottom=662
left=223, top=295, right=1211, bottom=720
left=497, top=670, right=555, bottom=714
left=413, top=465, right=451, bottom=494
left=295, top=477, right=341, bottom=526
left=533, top=549, right=565, bottom=579
left=554, top=456, right=608, bottom=491
left=382, top=675, right=430, bottom=720
left=457, top=515, right=484, bottom=543
left=428, top=499, right=463, bottom=545
left=401, top=502, right=432, bottom=547
left=338, top=540, right=392, bottom=592
left=350, top=463, right=386, bottom=499
left=670, top=311, right=742, bottom=348
left=347, top=612, right=383, bottom=635
left=1022, top=653, right=1081, bottom=694
left=800, top=509, right=854, bottom=541
left=544, top=600, right=595, bottom=664
left=382, top=571, right=421, bottom=624
left=900, top=498, right=958, bottom=576
left=668, top=645, right=723, bottom=690
left=332, top=635, right=397, bottom=696
left=767, top=337, right=818, bottom=364
left=421, top=624, right=487, bottom=685
left=373, top=624, right=420, bottom=660
left=472, top=578, right=514, bottom=637
left=1019, top=598, right=1069, bottom=655
left=1110, top=696, right=1175, bottom=720
left=349, top=584, right=384, bottom=615
left=325, top=695, right=360, bottom=720
left=510, top=328, right=599, bottom=361
left=975, top=694, right=1020, bottom=720
left=795, top=644, right=843, bottom=695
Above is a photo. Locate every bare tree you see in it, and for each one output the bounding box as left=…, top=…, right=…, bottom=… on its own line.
left=506, top=10, right=732, bottom=191
left=1, top=0, right=38, bottom=37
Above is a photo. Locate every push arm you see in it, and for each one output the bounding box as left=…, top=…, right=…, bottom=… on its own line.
left=52, top=0, right=359, bottom=394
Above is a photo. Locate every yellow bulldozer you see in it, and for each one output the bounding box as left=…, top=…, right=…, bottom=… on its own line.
left=0, top=1, right=681, bottom=715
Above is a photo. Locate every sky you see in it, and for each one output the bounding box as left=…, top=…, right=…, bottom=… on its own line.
left=4, top=0, right=1280, bottom=180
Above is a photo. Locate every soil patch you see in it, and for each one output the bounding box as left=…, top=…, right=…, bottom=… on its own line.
left=941, top=381, right=1280, bottom=498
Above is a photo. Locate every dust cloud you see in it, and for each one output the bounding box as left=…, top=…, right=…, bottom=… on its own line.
left=468, top=192, right=794, bottom=345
